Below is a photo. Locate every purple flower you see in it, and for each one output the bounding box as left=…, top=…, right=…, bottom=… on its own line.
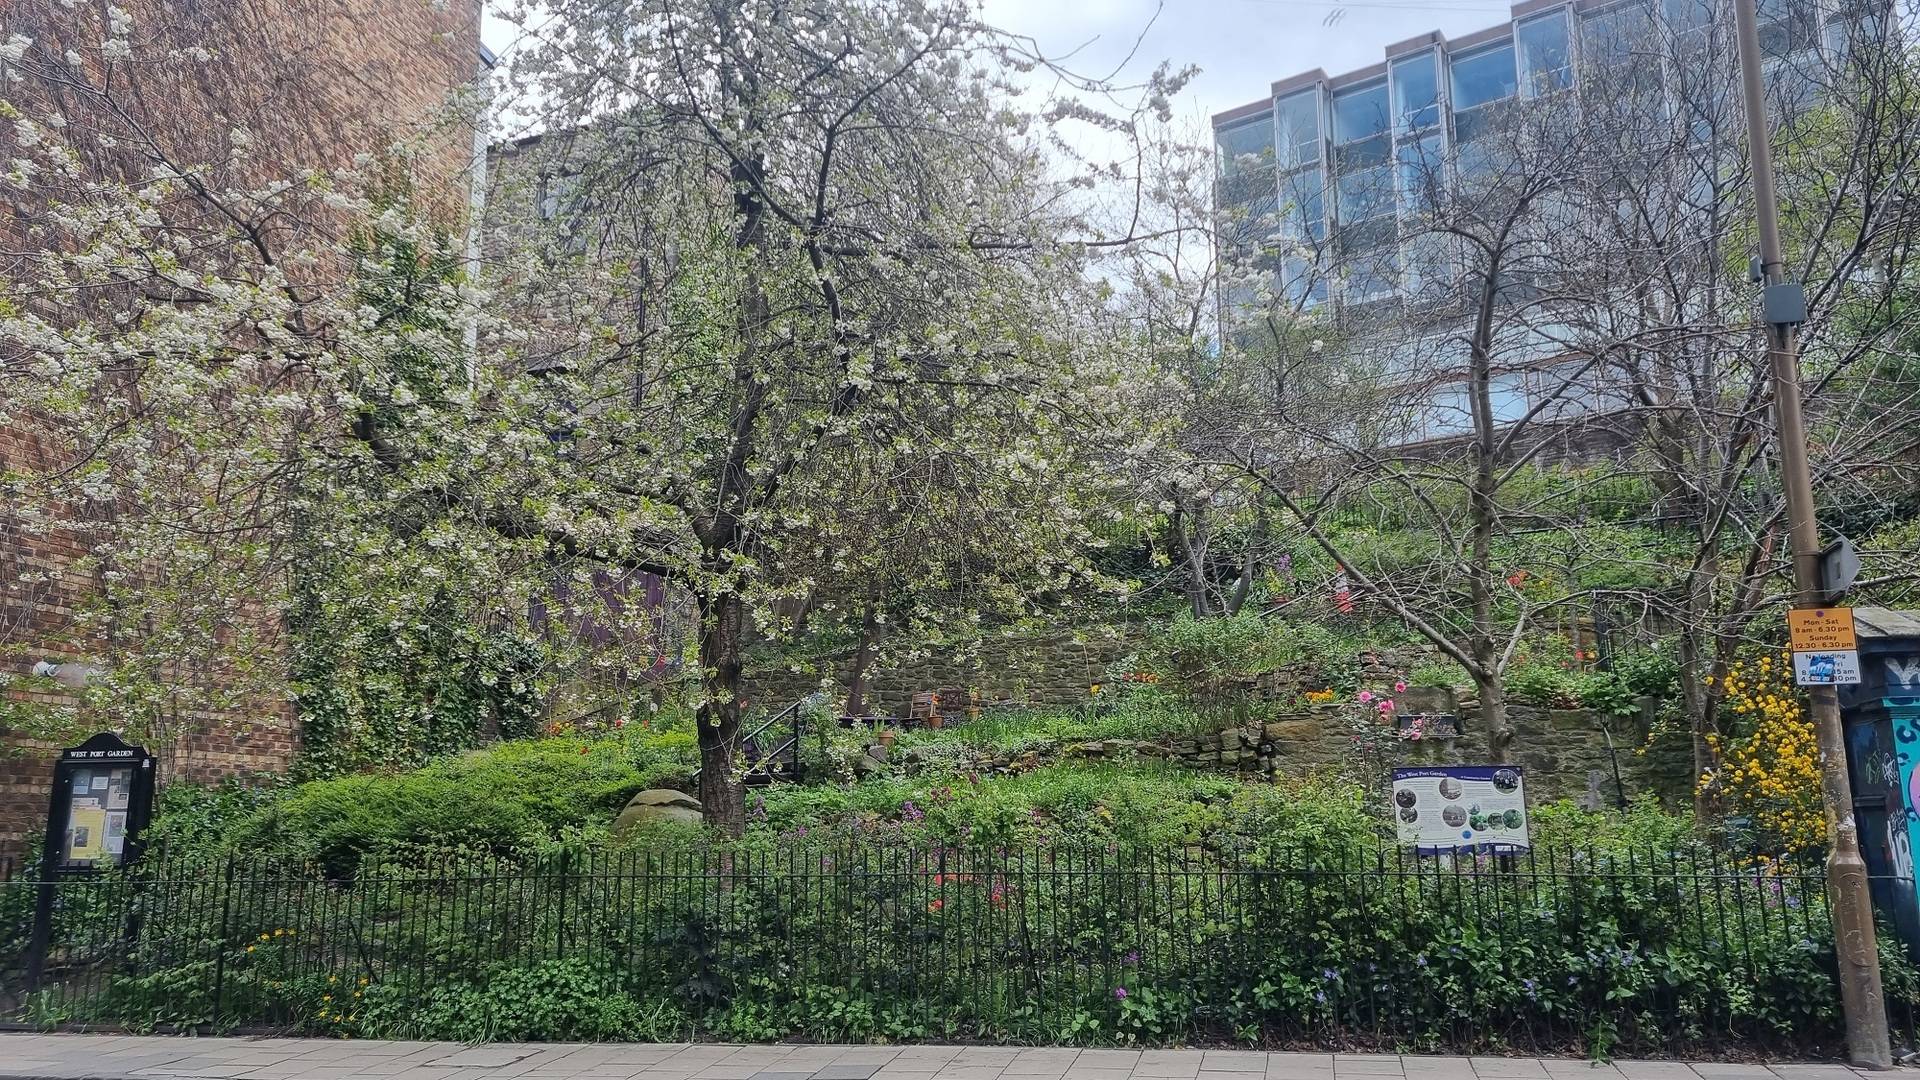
left=1124, top=950, right=1140, bottom=966
left=1321, top=968, right=1338, bottom=982
left=900, top=800, right=924, bottom=822
left=1522, top=978, right=1538, bottom=1000
left=1314, top=991, right=1327, bottom=1004
left=1415, top=955, right=1428, bottom=968
left=1113, top=987, right=1128, bottom=1000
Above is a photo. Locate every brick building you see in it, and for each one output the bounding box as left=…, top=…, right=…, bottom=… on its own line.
left=0, top=0, right=489, bottom=858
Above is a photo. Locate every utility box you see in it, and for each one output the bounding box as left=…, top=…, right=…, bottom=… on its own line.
left=1838, top=608, right=1920, bottom=959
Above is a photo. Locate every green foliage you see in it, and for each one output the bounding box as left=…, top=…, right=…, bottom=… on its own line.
left=1507, top=649, right=1680, bottom=716
left=1507, top=662, right=1585, bottom=709
left=893, top=702, right=1214, bottom=755
left=27, top=828, right=1895, bottom=1055
left=218, top=729, right=698, bottom=872
left=1408, top=658, right=1470, bottom=689
left=1139, top=613, right=1388, bottom=705
left=1611, top=651, right=1682, bottom=700
left=354, top=960, right=683, bottom=1042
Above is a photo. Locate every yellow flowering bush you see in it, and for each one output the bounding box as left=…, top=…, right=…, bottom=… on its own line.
left=1700, top=649, right=1826, bottom=855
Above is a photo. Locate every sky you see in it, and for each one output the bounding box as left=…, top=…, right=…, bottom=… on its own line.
left=479, top=0, right=1514, bottom=136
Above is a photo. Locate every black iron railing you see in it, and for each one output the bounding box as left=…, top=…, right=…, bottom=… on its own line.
left=0, top=842, right=1912, bottom=1055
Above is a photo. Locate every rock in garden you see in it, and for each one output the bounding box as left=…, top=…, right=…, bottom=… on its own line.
left=612, top=789, right=704, bottom=834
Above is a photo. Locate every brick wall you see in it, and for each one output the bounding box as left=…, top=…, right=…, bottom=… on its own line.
left=0, top=0, right=485, bottom=859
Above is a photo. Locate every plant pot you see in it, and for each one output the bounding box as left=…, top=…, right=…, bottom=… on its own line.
left=878, top=729, right=897, bottom=749
left=927, top=714, right=944, bottom=730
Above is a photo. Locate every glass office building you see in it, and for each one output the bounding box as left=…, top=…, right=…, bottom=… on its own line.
left=1212, top=0, right=1880, bottom=445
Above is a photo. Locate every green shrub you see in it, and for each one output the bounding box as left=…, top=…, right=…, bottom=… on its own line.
left=217, top=729, right=698, bottom=871
left=1611, top=650, right=1682, bottom=699
left=1507, top=661, right=1583, bottom=709
left=353, top=959, right=682, bottom=1041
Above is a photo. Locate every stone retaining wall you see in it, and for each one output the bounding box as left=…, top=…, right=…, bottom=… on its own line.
left=890, top=700, right=1691, bottom=806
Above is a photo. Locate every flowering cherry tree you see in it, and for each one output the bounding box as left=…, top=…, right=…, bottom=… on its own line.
left=487, top=0, right=1190, bottom=831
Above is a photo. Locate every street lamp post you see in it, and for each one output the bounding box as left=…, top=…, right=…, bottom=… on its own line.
left=1729, top=0, right=1890, bottom=1066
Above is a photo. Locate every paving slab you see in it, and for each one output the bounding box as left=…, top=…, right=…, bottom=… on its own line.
left=813, top=1066, right=885, bottom=1080
left=0, top=1038, right=1892, bottom=1080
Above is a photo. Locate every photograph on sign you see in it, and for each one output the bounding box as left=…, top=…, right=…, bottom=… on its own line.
left=1794, top=650, right=1862, bottom=686
left=1392, top=765, right=1529, bottom=853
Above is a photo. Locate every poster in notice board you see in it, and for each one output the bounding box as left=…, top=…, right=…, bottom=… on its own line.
left=1392, top=765, right=1529, bottom=853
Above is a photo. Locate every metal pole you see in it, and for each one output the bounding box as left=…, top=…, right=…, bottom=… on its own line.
left=1730, top=0, right=1890, bottom=1066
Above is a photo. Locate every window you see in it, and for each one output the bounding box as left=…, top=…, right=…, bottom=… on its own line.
left=1344, top=248, right=1399, bottom=305
left=1663, top=0, right=1712, bottom=35
left=1396, top=134, right=1444, bottom=217
left=1338, top=161, right=1395, bottom=224
left=1450, top=45, right=1517, bottom=114
left=1217, top=116, right=1276, bottom=178
left=1219, top=168, right=1275, bottom=206
left=1583, top=1, right=1657, bottom=69
left=1281, top=256, right=1330, bottom=309
left=1402, top=232, right=1455, bottom=299
left=1516, top=12, right=1573, bottom=97
left=1275, top=91, right=1322, bottom=170
left=1222, top=194, right=1280, bottom=249
left=1456, top=137, right=1500, bottom=185
left=1333, top=81, right=1390, bottom=143
left=1278, top=170, right=1327, bottom=243
left=1424, top=383, right=1473, bottom=439
left=1757, top=0, right=1818, bottom=60
left=1391, top=52, right=1441, bottom=132
left=1490, top=373, right=1529, bottom=425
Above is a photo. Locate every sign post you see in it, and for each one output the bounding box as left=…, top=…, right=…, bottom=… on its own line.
left=26, top=733, right=156, bottom=990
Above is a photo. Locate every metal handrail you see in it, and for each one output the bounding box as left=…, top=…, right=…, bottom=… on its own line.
left=691, top=691, right=825, bottom=784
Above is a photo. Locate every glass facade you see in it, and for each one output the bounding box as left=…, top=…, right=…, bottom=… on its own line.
left=1216, top=117, right=1275, bottom=178
left=1396, top=134, right=1444, bottom=217
left=1516, top=12, right=1573, bottom=97
left=1332, top=82, right=1390, bottom=143
left=1275, top=91, right=1321, bottom=170
left=1391, top=53, right=1441, bottom=132
left=1211, top=0, right=1865, bottom=439
left=1451, top=45, right=1518, bottom=114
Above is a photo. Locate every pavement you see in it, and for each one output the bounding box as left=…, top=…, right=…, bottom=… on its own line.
left=0, top=1038, right=1885, bottom=1080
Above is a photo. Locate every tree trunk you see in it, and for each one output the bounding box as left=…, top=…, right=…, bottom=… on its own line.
left=845, top=601, right=882, bottom=717
left=1479, top=672, right=1513, bottom=765
left=1171, top=498, right=1214, bottom=618
left=695, top=591, right=747, bottom=838
left=1678, top=625, right=1714, bottom=819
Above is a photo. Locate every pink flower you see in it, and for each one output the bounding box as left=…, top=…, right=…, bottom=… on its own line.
left=1394, top=681, right=1408, bottom=693
left=1358, top=691, right=1375, bottom=703
left=1377, top=700, right=1394, bottom=713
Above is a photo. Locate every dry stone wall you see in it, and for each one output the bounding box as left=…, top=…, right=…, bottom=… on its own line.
left=892, top=699, right=1692, bottom=807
